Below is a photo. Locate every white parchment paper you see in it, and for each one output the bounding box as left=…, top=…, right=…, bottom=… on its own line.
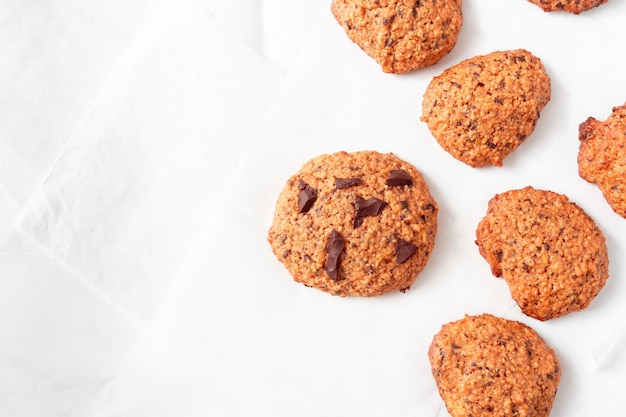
left=9, top=0, right=626, bottom=416
left=16, top=0, right=284, bottom=320
left=91, top=1, right=626, bottom=416
left=0, top=0, right=162, bottom=228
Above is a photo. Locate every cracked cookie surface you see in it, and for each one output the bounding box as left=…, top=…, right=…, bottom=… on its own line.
left=475, top=187, right=609, bottom=320
left=331, top=0, right=463, bottom=73
left=429, top=314, right=561, bottom=417
left=421, top=49, right=550, bottom=167
left=268, top=151, right=438, bottom=296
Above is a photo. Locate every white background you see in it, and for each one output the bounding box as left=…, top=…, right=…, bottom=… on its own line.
left=1, top=0, right=625, bottom=416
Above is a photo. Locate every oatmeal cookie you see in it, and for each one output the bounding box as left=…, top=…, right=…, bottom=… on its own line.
left=578, top=102, right=626, bottom=219
left=331, top=0, right=463, bottom=74
left=527, top=0, right=608, bottom=14
left=421, top=49, right=551, bottom=167
left=429, top=314, right=561, bottom=417
left=268, top=151, right=438, bottom=296
left=475, top=187, right=609, bottom=321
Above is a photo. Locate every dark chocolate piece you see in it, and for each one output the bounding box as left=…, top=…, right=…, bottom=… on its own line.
left=386, top=169, right=413, bottom=187
left=396, top=238, right=417, bottom=264
left=335, top=177, right=363, bottom=189
left=297, top=180, right=318, bottom=213
left=353, top=196, right=387, bottom=228
left=324, top=229, right=345, bottom=281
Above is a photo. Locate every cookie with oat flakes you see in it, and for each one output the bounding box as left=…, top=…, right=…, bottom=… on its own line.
left=421, top=49, right=551, bottom=167
left=475, top=186, right=609, bottom=321
left=578, top=102, right=626, bottom=219
left=527, top=0, right=608, bottom=14
left=268, top=151, right=438, bottom=296
left=331, top=0, right=463, bottom=74
left=429, top=314, right=561, bottom=417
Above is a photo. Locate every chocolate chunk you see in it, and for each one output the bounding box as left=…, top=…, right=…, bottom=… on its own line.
left=353, top=196, right=387, bottom=228
left=422, top=203, right=436, bottom=212
left=396, top=239, right=417, bottom=264
left=386, top=169, right=413, bottom=187
left=297, top=180, right=318, bottom=213
left=335, top=177, right=363, bottom=189
left=324, top=229, right=345, bottom=281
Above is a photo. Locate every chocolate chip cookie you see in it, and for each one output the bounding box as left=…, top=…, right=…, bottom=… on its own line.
left=578, top=102, right=626, bottom=219
left=475, top=186, right=609, bottom=321
left=331, top=0, right=463, bottom=74
left=527, top=0, right=608, bottom=14
left=268, top=151, right=438, bottom=296
left=421, top=49, right=551, bottom=167
left=429, top=314, right=561, bottom=417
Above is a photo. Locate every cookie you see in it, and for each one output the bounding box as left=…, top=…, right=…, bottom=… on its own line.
left=578, top=102, right=626, bottom=219
left=421, top=49, right=551, bottom=167
left=267, top=151, right=438, bottom=296
left=331, top=0, right=463, bottom=74
left=475, top=186, right=609, bottom=321
left=527, top=0, right=608, bottom=14
left=429, top=314, right=561, bottom=417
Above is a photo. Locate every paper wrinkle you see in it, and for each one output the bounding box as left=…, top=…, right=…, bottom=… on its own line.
left=197, top=0, right=264, bottom=55
left=16, top=0, right=284, bottom=321
left=0, top=252, right=139, bottom=417
left=592, top=324, right=626, bottom=387
left=260, top=0, right=330, bottom=71
left=0, top=0, right=163, bottom=209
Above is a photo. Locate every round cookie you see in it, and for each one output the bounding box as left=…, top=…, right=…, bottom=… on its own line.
left=331, top=0, right=463, bottom=74
left=578, top=102, right=626, bottom=219
left=527, top=0, right=608, bottom=14
left=268, top=151, right=438, bottom=296
left=421, top=49, right=551, bottom=167
left=475, top=187, right=609, bottom=321
left=429, top=314, right=561, bottom=417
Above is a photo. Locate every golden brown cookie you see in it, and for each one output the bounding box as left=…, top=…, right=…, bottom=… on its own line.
left=268, top=151, right=438, bottom=296
left=331, top=0, right=463, bottom=74
left=578, top=102, right=626, bottom=219
left=429, top=314, right=561, bottom=417
left=475, top=187, right=609, bottom=321
left=527, top=0, right=608, bottom=14
left=421, top=49, right=551, bottom=167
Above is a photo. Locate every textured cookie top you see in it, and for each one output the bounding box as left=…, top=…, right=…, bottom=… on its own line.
left=475, top=187, right=609, bottom=321
left=421, top=49, right=551, bottom=167
left=527, top=0, right=608, bottom=14
left=578, top=103, right=626, bottom=219
left=429, top=314, right=561, bottom=417
left=268, top=151, right=438, bottom=297
left=331, top=0, right=463, bottom=74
